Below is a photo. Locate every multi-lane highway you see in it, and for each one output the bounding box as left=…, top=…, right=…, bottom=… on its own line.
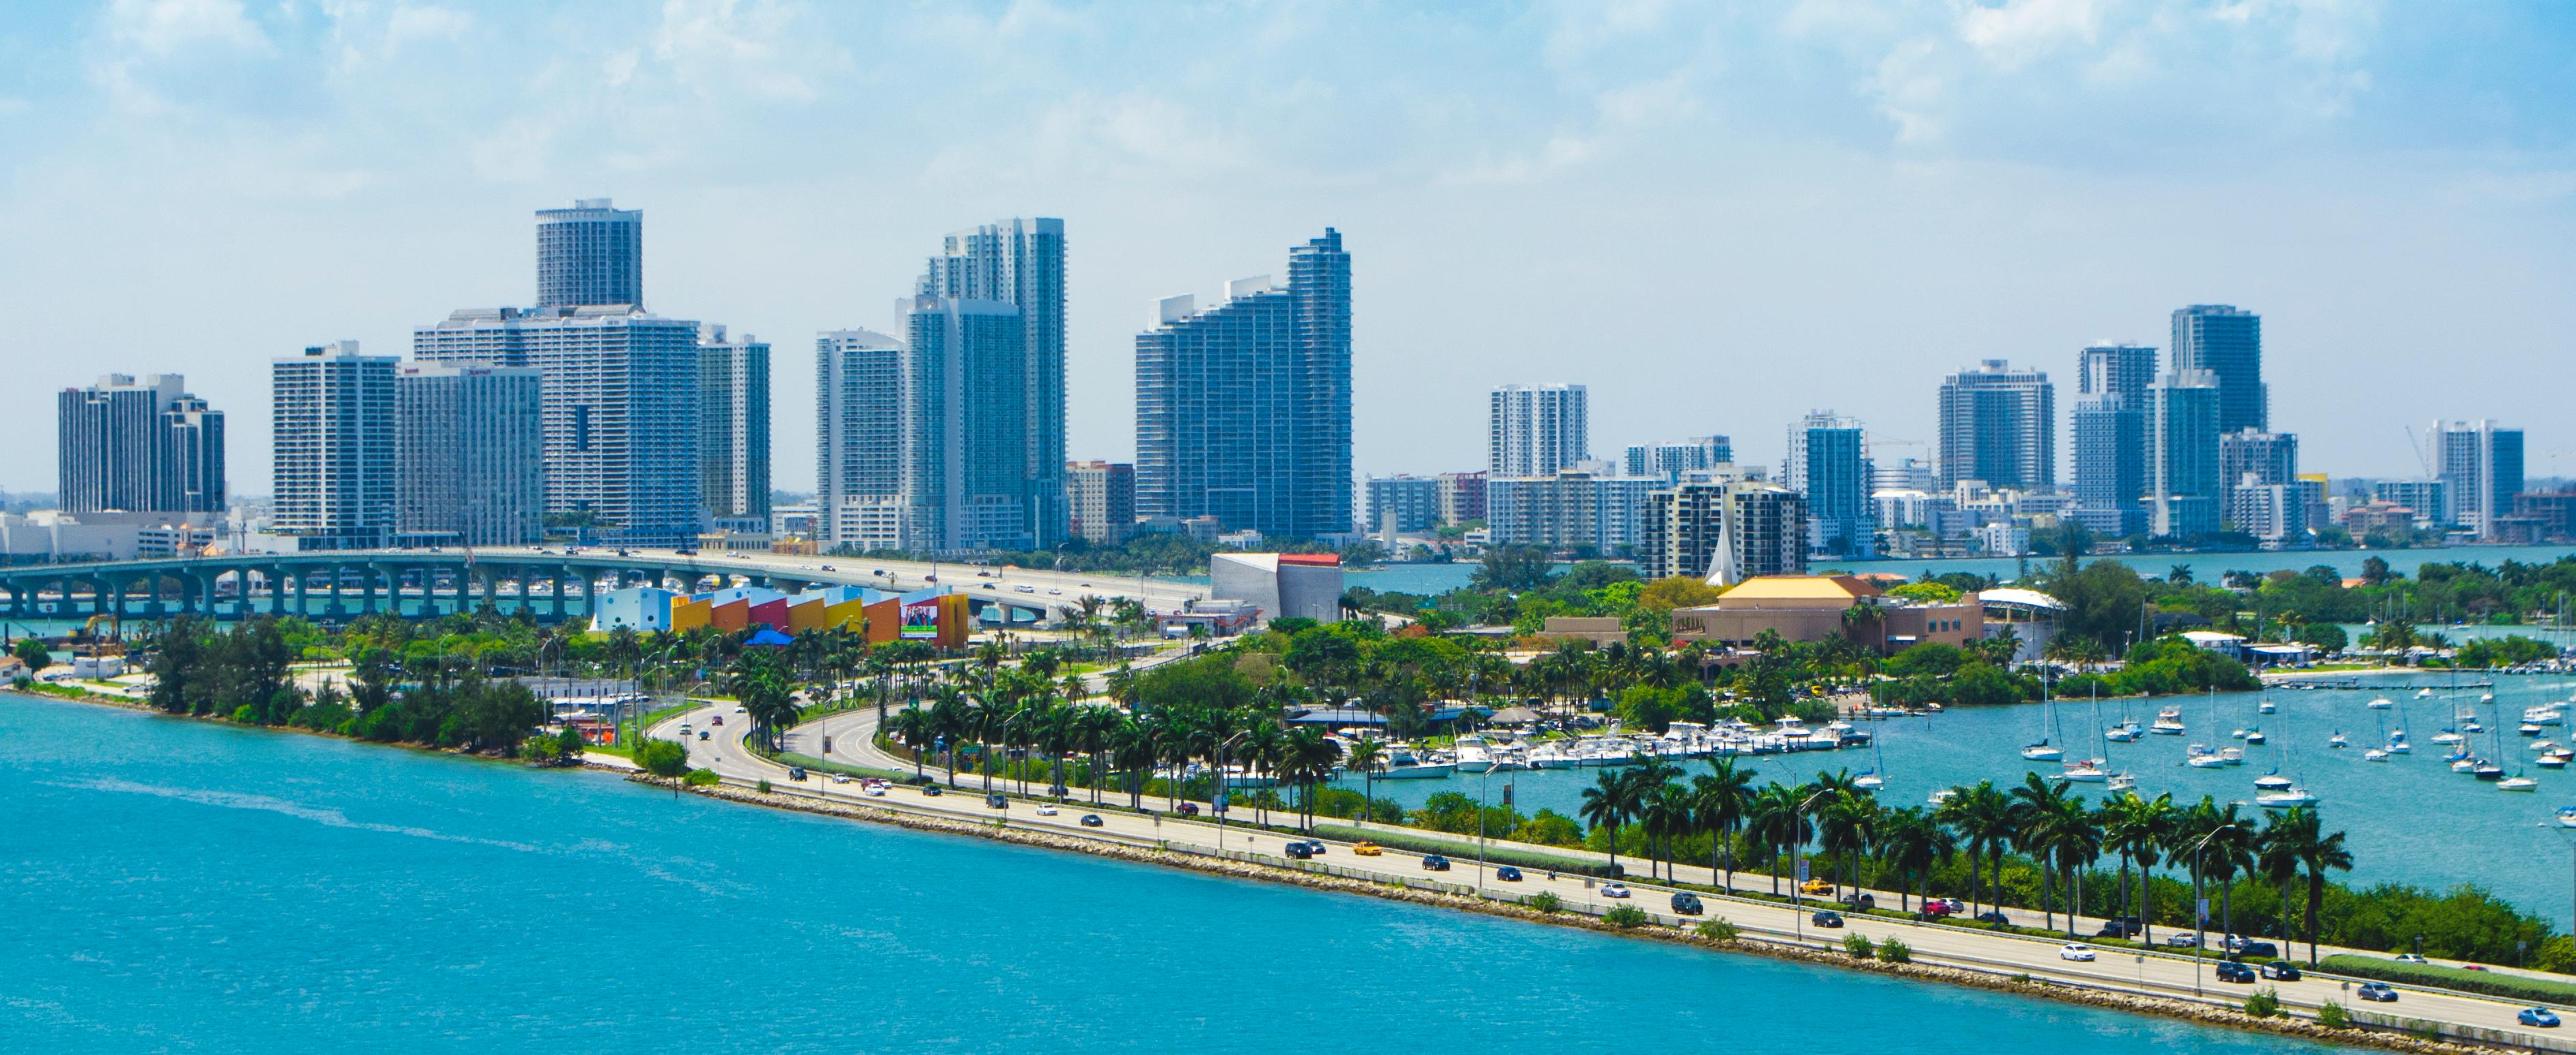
left=643, top=704, right=2575, bottom=1050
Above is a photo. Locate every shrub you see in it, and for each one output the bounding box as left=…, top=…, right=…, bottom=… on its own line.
left=1877, top=938, right=1911, bottom=963
left=2243, top=987, right=2282, bottom=1018
left=1843, top=933, right=1876, bottom=958
left=2405, top=1019, right=2441, bottom=1041
left=1696, top=918, right=1739, bottom=942
left=2316, top=1000, right=2351, bottom=1029
left=1603, top=905, right=1649, bottom=929
left=1527, top=892, right=1563, bottom=914
left=756, top=778, right=773, bottom=794
left=684, top=768, right=720, bottom=786
left=635, top=739, right=691, bottom=778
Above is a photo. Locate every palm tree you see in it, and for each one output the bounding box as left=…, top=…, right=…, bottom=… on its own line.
left=2101, top=791, right=2174, bottom=943
left=1579, top=769, right=1645, bottom=877
left=2294, top=813, right=2354, bottom=965
left=1344, top=737, right=1387, bottom=825
left=1874, top=806, right=1956, bottom=914
left=1279, top=726, right=1339, bottom=830
left=887, top=704, right=932, bottom=780
left=1816, top=791, right=1881, bottom=896
left=1692, top=758, right=1754, bottom=892
left=2006, top=772, right=2077, bottom=931
left=1640, top=782, right=1695, bottom=881
left=1937, top=780, right=2014, bottom=924
left=1744, top=782, right=1810, bottom=895
left=2257, top=810, right=2304, bottom=950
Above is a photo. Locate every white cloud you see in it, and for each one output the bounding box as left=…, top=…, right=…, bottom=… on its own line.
left=1956, top=0, right=2100, bottom=70
left=105, top=0, right=268, bottom=57
left=652, top=0, right=842, bottom=103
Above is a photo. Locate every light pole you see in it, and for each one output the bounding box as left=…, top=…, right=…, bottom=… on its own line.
left=1217, top=730, right=1249, bottom=853
left=1790, top=788, right=1832, bottom=944
left=2180, top=825, right=2230, bottom=1000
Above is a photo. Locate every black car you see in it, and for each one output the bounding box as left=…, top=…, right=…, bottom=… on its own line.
left=1285, top=841, right=1315, bottom=860
left=1079, top=814, right=1103, bottom=827
left=2236, top=940, right=2280, bottom=959
left=1811, top=910, right=1845, bottom=928
left=2214, top=961, right=2257, bottom=984
left=1671, top=892, right=1705, bottom=916
left=1975, top=910, right=2012, bottom=925
left=1299, top=840, right=1325, bottom=856
left=2094, top=916, right=2144, bottom=938
left=2260, top=960, right=2301, bottom=981
left=985, top=793, right=1008, bottom=809
left=787, top=767, right=808, bottom=781
left=1494, top=866, right=1523, bottom=882
left=922, top=784, right=944, bottom=797
left=1840, top=892, right=1875, bottom=912
left=2355, top=982, right=2398, bottom=1003
left=1422, top=854, right=1452, bottom=872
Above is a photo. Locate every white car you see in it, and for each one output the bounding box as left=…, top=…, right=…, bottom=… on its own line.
left=1035, top=805, right=1060, bottom=816
left=734, top=705, right=747, bottom=713
left=2059, top=943, right=2096, bottom=962
left=863, top=785, right=887, bottom=797
left=2394, top=953, right=2428, bottom=964
left=1600, top=883, right=1631, bottom=899
left=830, top=774, right=853, bottom=784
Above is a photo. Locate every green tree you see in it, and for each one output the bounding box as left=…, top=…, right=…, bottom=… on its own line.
left=10, top=636, right=50, bottom=672
left=1579, top=768, right=1645, bottom=877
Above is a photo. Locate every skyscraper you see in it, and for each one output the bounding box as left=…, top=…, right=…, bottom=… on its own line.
left=1936, top=360, right=2055, bottom=491
left=2171, top=305, right=2265, bottom=433
left=272, top=342, right=398, bottom=546
left=2148, top=370, right=2221, bottom=538
left=1784, top=412, right=1873, bottom=558
left=57, top=374, right=225, bottom=516
left=1064, top=461, right=1137, bottom=545
left=2070, top=343, right=2157, bottom=537
left=536, top=198, right=643, bottom=309
left=416, top=306, right=702, bottom=547
left=697, top=325, right=771, bottom=525
left=1362, top=475, right=1441, bottom=535
left=1642, top=474, right=1808, bottom=585
left=1135, top=230, right=1353, bottom=539
left=395, top=362, right=544, bottom=546
left=916, top=218, right=1068, bottom=547
left=1488, top=384, right=1589, bottom=477
left=2435, top=420, right=2525, bottom=539
left=1624, top=436, right=1734, bottom=484
left=814, top=328, right=906, bottom=549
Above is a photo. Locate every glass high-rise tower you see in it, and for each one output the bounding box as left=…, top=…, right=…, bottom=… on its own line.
left=536, top=198, right=643, bottom=309
left=1935, top=360, right=2055, bottom=491
left=1135, top=230, right=1353, bottom=540
left=2071, top=342, right=2157, bottom=537
left=2172, top=305, right=2265, bottom=434
left=1784, top=412, right=1872, bottom=558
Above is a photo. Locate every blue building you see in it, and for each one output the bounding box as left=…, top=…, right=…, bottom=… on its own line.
left=2171, top=305, right=2265, bottom=434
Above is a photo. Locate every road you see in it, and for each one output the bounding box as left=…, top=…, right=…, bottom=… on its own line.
left=641, top=704, right=2573, bottom=1050
left=475, top=545, right=1213, bottom=618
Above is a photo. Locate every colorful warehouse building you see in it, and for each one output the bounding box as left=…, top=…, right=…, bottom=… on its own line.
left=593, top=584, right=971, bottom=648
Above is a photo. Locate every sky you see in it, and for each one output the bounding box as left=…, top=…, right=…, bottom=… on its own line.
left=2, top=0, right=2573, bottom=498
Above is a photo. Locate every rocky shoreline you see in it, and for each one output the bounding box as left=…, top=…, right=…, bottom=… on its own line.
left=633, top=771, right=2495, bottom=1055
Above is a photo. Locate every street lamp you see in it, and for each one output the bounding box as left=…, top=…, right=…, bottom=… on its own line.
left=1790, top=788, right=1833, bottom=944
left=2179, top=824, right=2233, bottom=1000
left=1216, top=730, right=1249, bottom=853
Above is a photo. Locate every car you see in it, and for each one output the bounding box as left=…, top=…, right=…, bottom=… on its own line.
left=1015, top=585, right=1036, bottom=594
left=820, top=565, right=835, bottom=571
left=697, top=730, right=710, bottom=741
left=1175, top=802, right=1199, bottom=817
left=1035, top=805, right=1059, bottom=816
left=864, top=784, right=887, bottom=797
left=982, top=584, right=996, bottom=590
left=1299, top=840, right=1326, bottom=856
left=2521, top=1008, right=2562, bottom=1028
left=787, top=767, right=808, bottom=781
left=2214, top=961, right=2257, bottom=983
left=831, top=773, right=853, bottom=784
left=2464, top=964, right=2491, bottom=972
left=710, top=715, right=723, bottom=725
left=679, top=722, right=693, bottom=734
left=1494, top=866, right=1523, bottom=882
left=1918, top=901, right=1956, bottom=920
left=1671, top=892, right=1704, bottom=916
left=1048, top=588, right=1062, bottom=595
left=985, top=793, right=1008, bottom=809
left=2355, top=983, right=2399, bottom=1003
left=1079, top=814, right=1104, bottom=827
left=734, top=705, right=747, bottom=713
left=1422, top=855, right=1451, bottom=871
left=2394, top=953, right=2428, bottom=964
left=1284, top=841, right=1315, bottom=860
left=1599, top=883, right=1633, bottom=899
left=1840, top=892, right=1875, bottom=912
left=2260, top=960, right=2301, bottom=981
left=2094, top=915, right=2144, bottom=938
left=1799, top=877, right=1834, bottom=896
left=1932, top=897, right=1965, bottom=913
left=2164, top=933, right=2202, bottom=948
left=2234, top=940, right=2280, bottom=960
left=2060, top=943, right=2097, bottom=962
left=976, top=571, right=993, bottom=577
left=1352, top=842, right=1383, bottom=857
left=922, top=785, right=943, bottom=797
left=1975, top=910, right=2012, bottom=925
left=1810, top=909, right=1844, bottom=928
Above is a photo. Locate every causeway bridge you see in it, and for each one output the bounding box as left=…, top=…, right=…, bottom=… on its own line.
left=0, top=547, right=1208, bottom=627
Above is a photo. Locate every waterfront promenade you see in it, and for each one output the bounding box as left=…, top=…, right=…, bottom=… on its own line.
left=644, top=703, right=2575, bottom=1051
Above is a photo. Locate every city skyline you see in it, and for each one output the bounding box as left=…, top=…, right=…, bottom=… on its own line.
left=3, top=3, right=2571, bottom=496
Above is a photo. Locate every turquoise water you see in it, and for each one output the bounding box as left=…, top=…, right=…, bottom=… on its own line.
left=1335, top=544, right=2576, bottom=596
left=1352, top=676, right=2576, bottom=927
left=0, top=694, right=2349, bottom=1054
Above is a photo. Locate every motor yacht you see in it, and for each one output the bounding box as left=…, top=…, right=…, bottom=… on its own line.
left=2220, top=746, right=2246, bottom=766
left=2107, top=772, right=2138, bottom=792
left=1928, top=789, right=1957, bottom=808
left=2368, top=698, right=2396, bottom=710
left=2364, top=748, right=2390, bottom=762
left=2254, top=771, right=2295, bottom=791
left=2150, top=708, right=2187, bottom=735
left=2187, top=745, right=2228, bottom=769
left=2255, top=787, right=2319, bottom=808
left=2499, top=776, right=2540, bottom=792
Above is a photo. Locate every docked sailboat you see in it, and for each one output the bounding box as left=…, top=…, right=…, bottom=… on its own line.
left=2256, top=786, right=2319, bottom=808
left=2499, top=774, right=2540, bottom=792
left=2061, top=759, right=2109, bottom=783
left=2558, top=805, right=2576, bottom=828
left=2243, top=728, right=2267, bottom=745
left=2432, top=729, right=2466, bottom=745
left=2187, top=744, right=2228, bottom=769
left=2328, top=731, right=2349, bottom=749
left=2364, top=748, right=2390, bottom=762
left=2368, top=698, right=2395, bottom=710
left=2254, top=771, right=2295, bottom=791
left=2258, top=697, right=2277, bottom=715
left=2021, top=741, right=2064, bottom=761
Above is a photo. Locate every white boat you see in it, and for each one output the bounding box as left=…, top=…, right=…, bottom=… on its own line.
left=2107, top=771, right=2137, bottom=791
left=1928, top=789, right=1957, bottom=807
left=1853, top=770, right=1887, bottom=791
left=2541, top=754, right=2570, bottom=769
left=2150, top=708, right=2187, bottom=735
left=2385, top=738, right=2413, bottom=756
left=2256, top=787, right=2319, bottom=808
left=2558, top=805, right=2576, bottom=829
left=2062, top=761, right=2109, bottom=783
left=2254, top=772, right=2295, bottom=791
left=2418, top=688, right=2436, bottom=699
left=2230, top=728, right=2251, bottom=741
left=2328, top=732, right=2349, bottom=749
left=2021, top=741, right=2064, bottom=762
left=2432, top=730, right=2466, bottom=745
left=2364, top=748, right=2390, bottom=761
left=2259, top=698, right=2277, bottom=715
left=2499, top=776, right=2540, bottom=792
left=2452, top=757, right=2479, bottom=773
left=1377, top=746, right=1456, bottom=780
left=2523, top=724, right=2547, bottom=737
left=2368, top=698, right=2395, bottom=710
left=2482, top=693, right=2497, bottom=704
left=2106, top=722, right=2142, bottom=743
left=2243, top=729, right=2267, bottom=745
left=2220, top=746, right=2246, bottom=766
left=2535, top=740, right=2560, bottom=753
left=2187, top=745, right=2228, bottom=769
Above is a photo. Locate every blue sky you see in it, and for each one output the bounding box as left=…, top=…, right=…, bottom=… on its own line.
left=2, top=0, right=2573, bottom=495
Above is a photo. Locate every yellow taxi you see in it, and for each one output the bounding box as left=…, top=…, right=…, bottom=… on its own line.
left=1799, top=877, right=1834, bottom=896
left=1352, top=842, right=1384, bottom=857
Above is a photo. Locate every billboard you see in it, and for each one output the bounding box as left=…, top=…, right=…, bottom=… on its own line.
left=900, top=601, right=941, bottom=639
